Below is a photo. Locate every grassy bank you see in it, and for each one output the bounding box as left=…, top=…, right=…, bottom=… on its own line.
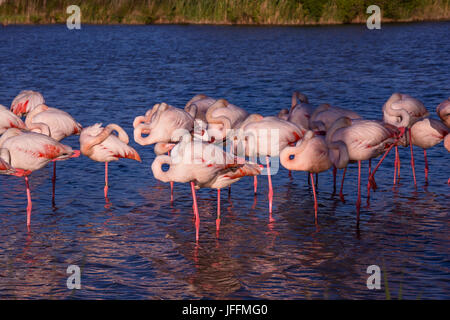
left=0, top=0, right=449, bottom=25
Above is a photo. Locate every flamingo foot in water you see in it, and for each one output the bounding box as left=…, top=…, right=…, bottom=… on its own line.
left=394, top=146, right=398, bottom=185
left=25, top=176, right=32, bottom=228
left=366, top=159, right=371, bottom=207
left=409, top=128, right=417, bottom=188
left=332, top=166, right=337, bottom=194
left=356, top=161, right=361, bottom=222
left=104, top=162, right=109, bottom=201
left=424, top=149, right=429, bottom=184
left=339, top=167, right=347, bottom=203
left=216, top=188, right=221, bottom=236
left=310, top=173, right=318, bottom=222
left=266, top=156, right=274, bottom=220
left=190, top=182, right=200, bottom=242
left=52, top=161, right=56, bottom=206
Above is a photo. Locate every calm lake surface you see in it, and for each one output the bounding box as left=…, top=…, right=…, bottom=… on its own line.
left=0, top=23, right=449, bottom=299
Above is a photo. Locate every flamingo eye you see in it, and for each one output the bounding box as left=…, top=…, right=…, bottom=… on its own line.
left=289, top=154, right=295, bottom=160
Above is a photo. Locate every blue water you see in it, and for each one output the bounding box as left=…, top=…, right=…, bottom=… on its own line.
left=0, top=23, right=449, bottom=299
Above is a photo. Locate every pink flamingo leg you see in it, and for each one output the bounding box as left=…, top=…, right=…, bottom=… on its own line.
left=423, top=149, right=428, bottom=183
left=356, top=161, right=361, bottom=222
left=216, top=188, right=221, bottom=236
left=190, top=182, right=200, bottom=242
left=253, top=176, right=258, bottom=195
left=369, top=143, right=396, bottom=190
left=339, top=167, right=347, bottom=203
left=397, top=146, right=401, bottom=180
left=332, top=166, right=337, bottom=194
left=310, top=172, right=318, bottom=221
left=266, top=156, right=274, bottom=222
left=104, top=162, right=109, bottom=201
left=409, top=128, right=417, bottom=187
left=366, top=159, right=371, bottom=206
left=394, top=146, right=398, bottom=185
left=168, top=150, right=174, bottom=202
left=25, top=176, right=32, bottom=228
left=52, top=161, right=56, bottom=206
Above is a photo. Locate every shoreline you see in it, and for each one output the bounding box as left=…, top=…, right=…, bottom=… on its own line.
left=2, top=17, right=450, bottom=27
left=1, top=0, right=449, bottom=27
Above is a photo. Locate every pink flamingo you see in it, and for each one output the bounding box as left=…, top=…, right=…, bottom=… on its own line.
left=437, top=98, right=450, bottom=128
left=0, top=104, right=27, bottom=134
left=437, top=98, right=450, bottom=184
left=309, top=103, right=361, bottom=132
left=25, top=104, right=82, bottom=204
left=203, top=99, right=248, bottom=142
left=134, top=103, right=194, bottom=201
left=151, top=140, right=261, bottom=241
left=307, top=103, right=361, bottom=189
left=280, top=131, right=332, bottom=221
left=184, top=94, right=217, bottom=122
left=133, top=103, right=194, bottom=145
left=0, top=157, right=30, bottom=177
left=80, top=123, right=141, bottom=203
left=10, top=90, right=45, bottom=117
left=325, top=117, right=399, bottom=220
left=232, top=115, right=304, bottom=220
left=275, top=91, right=313, bottom=178
left=0, top=128, right=79, bottom=228
left=287, top=91, right=315, bottom=130
left=382, top=93, right=429, bottom=187
left=409, top=118, right=449, bottom=183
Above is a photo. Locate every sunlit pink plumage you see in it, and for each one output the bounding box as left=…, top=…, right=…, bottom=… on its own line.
left=80, top=123, right=141, bottom=203
left=10, top=90, right=45, bottom=117
left=232, top=115, right=304, bottom=219
left=326, top=117, right=399, bottom=217
left=0, top=104, right=27, bottom=134
left=280, top=131, right=332, bottom=221
left=152, top=140, right=261, bottom=240
left=0, top=128, right=79, bottom=228
left=25, top=103, right=83, bottom=204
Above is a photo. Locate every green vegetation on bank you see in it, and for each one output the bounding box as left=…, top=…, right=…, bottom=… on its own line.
left=0, top=0, right=449, bottom=25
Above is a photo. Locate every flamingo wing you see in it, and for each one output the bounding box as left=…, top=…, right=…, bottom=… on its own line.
left=2, top=132, right=75, bottom=171
left=91, top=134, right=141, bottom=162
left=32, top=108, right=82, bottom=141
left=0, top=105, right=26, bottom=134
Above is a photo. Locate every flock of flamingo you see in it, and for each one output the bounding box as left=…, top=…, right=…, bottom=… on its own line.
left=0, top=90, right=449, bottom=241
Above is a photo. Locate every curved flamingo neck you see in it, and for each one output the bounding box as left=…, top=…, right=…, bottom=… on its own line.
left=151, top=155, right=173, bottom=183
